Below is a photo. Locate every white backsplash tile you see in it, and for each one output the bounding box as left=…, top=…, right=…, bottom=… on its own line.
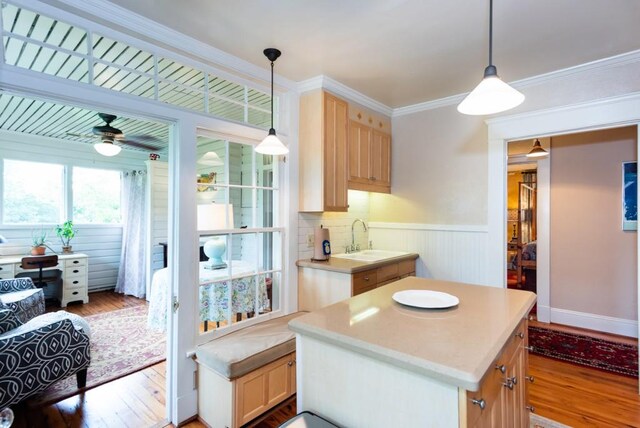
left=297, top=190, right=371, bottom=259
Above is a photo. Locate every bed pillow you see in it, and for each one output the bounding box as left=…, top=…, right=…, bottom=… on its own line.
left=0, top=308, right=22, bottom=334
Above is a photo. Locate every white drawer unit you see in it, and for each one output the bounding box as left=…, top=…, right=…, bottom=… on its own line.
left=0, top=253, right=89, bottom=307
left=60, top=255, right=89, bottom=307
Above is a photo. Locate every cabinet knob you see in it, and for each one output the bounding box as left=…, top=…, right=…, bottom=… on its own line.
left=471, top=398, right=486, bottom=410
left=515, top=332, right=524, bottom=339
left=287, top=361, right=293, bottom=367
left=524, top=346, right=534, bottom=352
left=503, top=380, right=514, bottom=390
left=527, top=405, right=536, bottom=413
left=495, top=364, right=506, bottom=373
left=364, top=277, right=370, bottom=281
left=526, top=375, right=535, bottom=383
left=508, top=376, right=517, bottom=385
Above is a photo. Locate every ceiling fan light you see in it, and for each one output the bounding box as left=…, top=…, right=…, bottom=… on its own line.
left=255, top=128, right=289, bottom=155
left=457, top=72, right=525, bottom=115
left=526, top=139, right=549, bottom=158
left=94, top=141, right=122, bottom=156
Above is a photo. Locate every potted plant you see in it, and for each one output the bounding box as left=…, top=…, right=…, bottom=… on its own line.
left=31, top=228, right=48, bottom=255
left=55, top=220, right=77, bottom=254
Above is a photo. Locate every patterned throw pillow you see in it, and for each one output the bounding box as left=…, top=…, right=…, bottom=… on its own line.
left=0, top=308, right=22, bottom=334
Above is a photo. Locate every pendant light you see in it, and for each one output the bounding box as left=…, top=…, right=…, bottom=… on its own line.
left=457, top=0, right=524, bottom=115
left=255, top=48, right=289, bottom=155
left=94, top=138, right=122, bottom=156
left=526, top=139, right=548, bottom=158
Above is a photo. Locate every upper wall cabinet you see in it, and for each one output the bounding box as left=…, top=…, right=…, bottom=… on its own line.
left=348, top=122, right=391, bottom=194
left=299, top=90, right=349, bottom=212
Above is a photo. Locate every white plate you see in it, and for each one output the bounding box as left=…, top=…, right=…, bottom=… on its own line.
left=392, top=290, right=459, bottom=309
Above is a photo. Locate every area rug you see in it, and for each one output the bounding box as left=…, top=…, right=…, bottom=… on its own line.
left=31, top=305, right=166, bottom=405
left=528, top=326, right=638, bottom=377
left=530, top=413, right=571, bottom=428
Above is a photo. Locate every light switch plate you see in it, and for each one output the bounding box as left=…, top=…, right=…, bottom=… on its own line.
left=307, top=234, right=314, bottom=248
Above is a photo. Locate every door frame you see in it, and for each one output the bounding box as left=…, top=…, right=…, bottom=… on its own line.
left=486, top=92, right=640, bottom=384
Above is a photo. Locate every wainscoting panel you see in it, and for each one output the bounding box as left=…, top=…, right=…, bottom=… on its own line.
left=368, top=223, right=491, bottom=286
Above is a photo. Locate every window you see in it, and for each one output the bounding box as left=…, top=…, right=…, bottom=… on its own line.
left=196, top=136, right=281, bottom=335
left=72, top=167, right=122, bottom=224
left=2, top=159, right=64, bottom=224
left=1, top=160, right=123, bottom=225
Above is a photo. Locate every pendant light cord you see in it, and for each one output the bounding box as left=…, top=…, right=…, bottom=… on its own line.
left=270, top=60, right=274, bottom=130
left=488, top=0, right=493, bottom=66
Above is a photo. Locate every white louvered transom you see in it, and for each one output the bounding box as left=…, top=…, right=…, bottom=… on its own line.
left=1, top=1, right=275, bottom=129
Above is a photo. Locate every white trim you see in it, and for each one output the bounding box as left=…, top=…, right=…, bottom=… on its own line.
left=546, top=307, right=638, bottom=339
left=297, top=75, right=393, bottom=117
left=536, top=154, right=551, bottom=323
left=368, top=222, right=487, bottom=233
left=393, top=49, right=640, bottom=117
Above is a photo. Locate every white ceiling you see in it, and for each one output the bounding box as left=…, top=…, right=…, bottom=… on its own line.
left=101, top=0, right=640, bottom=108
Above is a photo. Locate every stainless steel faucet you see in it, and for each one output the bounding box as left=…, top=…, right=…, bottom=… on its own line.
left=350, top=218, right=368, bottom=253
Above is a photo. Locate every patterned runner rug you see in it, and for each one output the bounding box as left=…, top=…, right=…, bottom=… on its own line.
left=530, top=413, right=571, bottom=428
left=31, top=305, right=166, bottom=405
left=529, top=325, right=638, bottom=377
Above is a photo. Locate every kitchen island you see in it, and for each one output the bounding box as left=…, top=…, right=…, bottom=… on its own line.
left=288, top=277, right=536, bottom=427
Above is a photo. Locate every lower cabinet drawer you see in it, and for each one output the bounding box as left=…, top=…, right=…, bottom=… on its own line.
left=64, top=265, right=88, bottom=278
left=64, top=278, right=87, bottom=289
left=0, top=264, right=14, bottom=276
left=377, top=263, right=399, bottom=282
left=65, top=258, right=87, bottom=268
left=352, top=270, right=377, bottom=295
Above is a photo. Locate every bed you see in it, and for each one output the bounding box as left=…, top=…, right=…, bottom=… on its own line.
left=147, top=260, right=270, bottom=332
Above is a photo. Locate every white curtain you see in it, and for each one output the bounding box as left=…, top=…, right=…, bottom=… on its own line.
left=116, top=170, right=147, bottom=298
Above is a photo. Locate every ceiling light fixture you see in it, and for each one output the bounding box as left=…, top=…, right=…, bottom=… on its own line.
left=198, top=151, right=224, bottom=166
left=526, top=139, right=549, bottom=158
left=457, top=0, right=524, bottom=115
left=94, top=138, right=122, bottom=157
left=255, top=48, right=289, bottom=156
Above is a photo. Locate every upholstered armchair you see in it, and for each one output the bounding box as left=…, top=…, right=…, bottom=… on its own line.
left=0, top=278, right=45, bottom=323
left=0, top=306, right=91, bottom=409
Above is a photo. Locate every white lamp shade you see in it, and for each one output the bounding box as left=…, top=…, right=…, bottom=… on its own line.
left=457, top=75, right=525, bottom=116
left=94, top=141, right=122, bottom=156
left=255, top=132, right=289, bottom=155
left=198, top=151, right=223, bottom=166
left=197, top=203, right=234, bottom=231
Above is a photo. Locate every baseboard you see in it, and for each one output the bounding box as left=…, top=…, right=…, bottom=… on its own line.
left=537, top=305, right=551, bottom=323
left=549, top=307, right=638, bottom=338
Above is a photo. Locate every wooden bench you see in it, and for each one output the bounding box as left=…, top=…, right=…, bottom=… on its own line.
left=196, top=312, right=306, bottom=428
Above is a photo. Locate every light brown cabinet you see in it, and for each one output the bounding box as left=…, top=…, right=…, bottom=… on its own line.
left=235, top=352, right=296, bottom=427
left=298, top=257, right=417, bottom=311
left=299, top=90, right=349, bottom=212
left=348, top=120, right=391, bottom=193
left=465, top=319, right=532, bottom=428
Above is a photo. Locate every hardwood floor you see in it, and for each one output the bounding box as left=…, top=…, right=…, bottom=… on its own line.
left=11, top=292, right=640, bottom=427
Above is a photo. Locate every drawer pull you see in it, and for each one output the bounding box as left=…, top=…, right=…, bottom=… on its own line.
left=508, top=376, right=517, bottom=385
left=73, top=280, right=79, bottom=285
left=73, top=270, right=79, bottom=273
left=527, top=405, right=536, bottom=413
left=364, top=276, right=370, bottom=281
left=287, top=361, right=293, bottom=367
left=72, top=291, right=79, bottom=295
left=525, top=346, right=534, bottom=352
left=526, top=375, right=535, bottom=383
left=471, top=398, right=486, bottom=410
left=495, top=364, right=506, bottom=373
left=73, top=260, right=79, bottom=264
left=503, top=379, right=514, bottom=390
left=515, top=332, right=524, bottom=339
left=0, top=266, right=3, bottom=271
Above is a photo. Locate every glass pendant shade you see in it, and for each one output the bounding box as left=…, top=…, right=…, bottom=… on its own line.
left=255, top=128, right=289, bottom=155
left=198, top=151, right=223, bottom=166
left=526, top=139, right=549, bottom=158
left=94, top=141, right=121, bottom=156
left=457, top=66, right=525, bottom=115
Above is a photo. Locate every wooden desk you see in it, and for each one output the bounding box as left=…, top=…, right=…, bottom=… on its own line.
left=0, top=253, right=89, bottom=307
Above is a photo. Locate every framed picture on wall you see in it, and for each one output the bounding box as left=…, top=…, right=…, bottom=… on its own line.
left=622, top=161, right=637, bottom=231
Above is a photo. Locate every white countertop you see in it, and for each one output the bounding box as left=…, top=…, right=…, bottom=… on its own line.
left=289, top=276, right=536, bottom=391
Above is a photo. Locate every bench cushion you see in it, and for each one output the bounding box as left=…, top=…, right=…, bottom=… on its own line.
left=196, top=312, right=306, bottom=379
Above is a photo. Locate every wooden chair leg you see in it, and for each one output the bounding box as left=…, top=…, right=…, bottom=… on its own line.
left=76, top=368, right=88, bottom=388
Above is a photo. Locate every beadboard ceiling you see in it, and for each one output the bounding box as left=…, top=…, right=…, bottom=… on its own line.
left=0, top=92, right=169, bottom=153
left=101, top=0, right=640, bottom=108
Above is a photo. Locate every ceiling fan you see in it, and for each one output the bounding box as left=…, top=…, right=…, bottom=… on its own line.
left=67, top=113, right=162, bottom=157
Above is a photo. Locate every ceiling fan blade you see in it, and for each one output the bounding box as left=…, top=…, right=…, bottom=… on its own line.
left=118, top=139, right=161, bottom=151
left=67, top=132, right=97, bottom=139
left=125, top=134, right=163, bottom=144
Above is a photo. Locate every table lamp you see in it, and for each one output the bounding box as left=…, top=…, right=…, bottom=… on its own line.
left=197, top=203, right=234, bottom=269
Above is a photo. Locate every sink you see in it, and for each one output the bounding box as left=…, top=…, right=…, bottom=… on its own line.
left=332, top=250, right=410, bottom=263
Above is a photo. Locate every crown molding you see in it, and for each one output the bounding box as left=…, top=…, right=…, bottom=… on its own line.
left=50, top=0, right=297, bottom=91
left=297, top=75, right=394, bottom=117
left=393, top=49, right=640, bottom=118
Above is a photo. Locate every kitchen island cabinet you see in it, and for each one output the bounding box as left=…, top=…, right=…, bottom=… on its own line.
left=289, top=277, right=536, bottom=427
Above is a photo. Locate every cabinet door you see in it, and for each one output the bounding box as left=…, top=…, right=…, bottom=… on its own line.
left=348, top=120, right=372, bottom=185
left=371, top=130, right=391, bottom=188
left=323, top=93, right=349, bottom=211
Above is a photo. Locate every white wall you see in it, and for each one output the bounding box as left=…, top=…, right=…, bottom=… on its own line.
left=369, top=58, right=640, bottom=286
left=0, top=131, right=148, bottom=293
